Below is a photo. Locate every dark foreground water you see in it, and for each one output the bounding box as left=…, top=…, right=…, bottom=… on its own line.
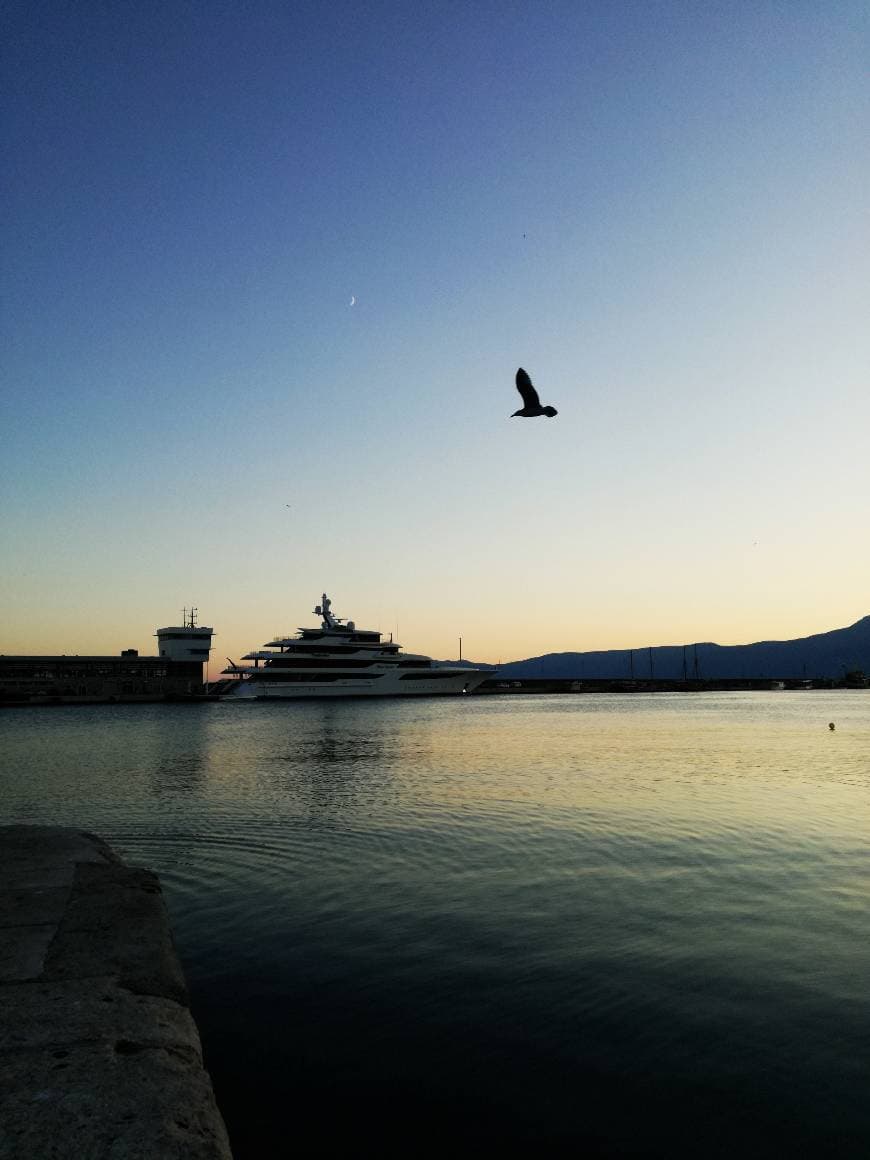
left=1, top=692, right=868, bottom=1157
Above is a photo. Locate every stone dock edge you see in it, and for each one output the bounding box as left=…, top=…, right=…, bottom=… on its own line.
left=0, top=825, right=233, bottom=1159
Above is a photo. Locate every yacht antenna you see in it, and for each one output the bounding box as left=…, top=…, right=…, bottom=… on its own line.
left=315, top=593, right=340, bottom=629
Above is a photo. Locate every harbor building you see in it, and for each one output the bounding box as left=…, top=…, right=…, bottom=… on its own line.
left=0, top=610, right=214, bottom=705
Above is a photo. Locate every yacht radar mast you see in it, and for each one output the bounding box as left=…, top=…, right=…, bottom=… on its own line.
left=314, top=594, right=343, bottom=630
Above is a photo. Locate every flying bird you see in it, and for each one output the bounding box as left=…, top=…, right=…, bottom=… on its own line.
left=512, top=368, right=558, bottom=417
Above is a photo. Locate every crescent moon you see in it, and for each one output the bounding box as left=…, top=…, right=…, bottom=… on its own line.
left=350, top=295, right=356, bottom=306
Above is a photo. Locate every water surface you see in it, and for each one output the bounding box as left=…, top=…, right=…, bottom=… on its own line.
left=2, top=692, right=868, bottom=1156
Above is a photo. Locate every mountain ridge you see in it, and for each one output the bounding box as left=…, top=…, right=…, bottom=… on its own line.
left=493, top=616, right=870, bottom=681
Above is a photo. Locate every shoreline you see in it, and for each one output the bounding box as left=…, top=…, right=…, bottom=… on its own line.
left=1, top=678, right=866, bottom=707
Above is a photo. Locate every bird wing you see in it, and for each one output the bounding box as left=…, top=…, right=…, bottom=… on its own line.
left=515, top=368, right=541, bottom=408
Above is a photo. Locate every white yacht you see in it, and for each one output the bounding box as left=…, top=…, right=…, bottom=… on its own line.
left=221, top=594, right=492, bottom=699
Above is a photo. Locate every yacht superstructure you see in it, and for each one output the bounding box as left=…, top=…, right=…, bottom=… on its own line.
left=221, top=594, right=491, bottom=699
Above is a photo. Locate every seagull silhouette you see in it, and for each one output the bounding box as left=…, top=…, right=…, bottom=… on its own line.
left=512, top=368, right=558, bottom=417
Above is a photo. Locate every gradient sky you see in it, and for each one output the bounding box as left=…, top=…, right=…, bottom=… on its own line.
left=3, top=1, right=868, bottom=668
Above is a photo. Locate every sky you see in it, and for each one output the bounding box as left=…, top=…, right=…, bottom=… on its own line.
left=2, top=0, right=868, bottom=668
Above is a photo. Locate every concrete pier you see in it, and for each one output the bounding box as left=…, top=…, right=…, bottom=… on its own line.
left=0, top=826, right=232, bottom=1159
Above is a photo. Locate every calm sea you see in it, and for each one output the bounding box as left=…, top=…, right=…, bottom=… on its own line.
left=2, top=693, right=868, bottom=1157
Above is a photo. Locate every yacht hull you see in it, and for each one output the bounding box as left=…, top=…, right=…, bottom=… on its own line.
left=226, top=672, right=487, bottom=699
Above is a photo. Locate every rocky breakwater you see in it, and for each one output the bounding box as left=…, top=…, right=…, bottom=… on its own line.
left=0, top=826, right=232, bottom=1159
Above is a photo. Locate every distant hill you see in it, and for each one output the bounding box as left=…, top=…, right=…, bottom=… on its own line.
left=495, top=616, right=870, bottom=681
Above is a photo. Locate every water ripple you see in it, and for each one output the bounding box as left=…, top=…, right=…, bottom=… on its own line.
left=2, top=693, right=869, bottom=1155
